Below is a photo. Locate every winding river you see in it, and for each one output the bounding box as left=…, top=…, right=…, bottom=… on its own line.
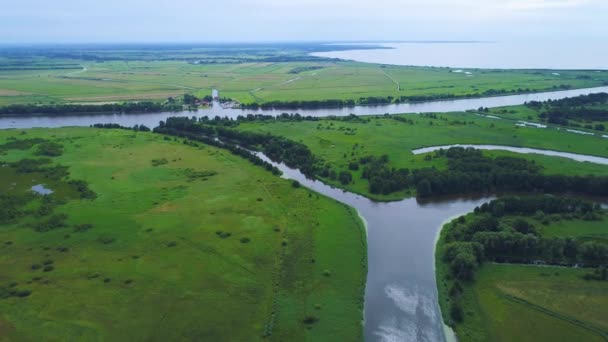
left=3, top=88, right=608, bottom=341
left=256, top=146, right=608, bottom=342
left=1, top=86, right=608, bottom=129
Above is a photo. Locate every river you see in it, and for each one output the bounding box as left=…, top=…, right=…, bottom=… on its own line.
left=257, top=145, right=608, bottom=342
left=1, top=86, right=608, bottom=129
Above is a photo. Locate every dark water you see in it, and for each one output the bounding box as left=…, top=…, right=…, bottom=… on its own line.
left=312, top=41, right=608, bottom=70
left=2, top=86, right=608, bottom=129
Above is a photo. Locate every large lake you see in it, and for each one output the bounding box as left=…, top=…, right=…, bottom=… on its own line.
left=312, top=41, right=608, bottom=70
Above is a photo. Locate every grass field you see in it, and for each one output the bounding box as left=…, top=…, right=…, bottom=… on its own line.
left=452, top=264, right=607, bottom=342
left=436, top=211, right=608, bottom=342
left=237, top=112, right=608, bottom=200
left=0, top=128, right=366, bottom=341
left=1, top=54, right=607, bottom=106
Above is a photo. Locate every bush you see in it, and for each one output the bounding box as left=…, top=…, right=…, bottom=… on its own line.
left=292, top=180, right=301, bottom=188
left=166, top=241, right=177, bottom=247
left=35, top=142, right=63, bottom=157
left=450, top=301, right=464, bottom=323
left=302, top=315, right=319, bottom=325
left=240, top=237, right=251, bottom=243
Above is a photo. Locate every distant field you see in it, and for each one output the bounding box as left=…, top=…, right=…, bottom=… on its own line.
left=237, top=112, right=608, bottom=200
left=1, top=54, right=607, bottom=106
left=0, top=128, right=366, bottom=340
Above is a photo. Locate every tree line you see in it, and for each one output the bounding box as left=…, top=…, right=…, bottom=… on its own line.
left=0, top=102, right=182, bottom=116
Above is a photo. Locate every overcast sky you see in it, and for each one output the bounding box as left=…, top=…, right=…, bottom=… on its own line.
left=1, top=0, right=606, bottom=43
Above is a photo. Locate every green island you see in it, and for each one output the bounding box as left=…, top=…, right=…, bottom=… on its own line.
left=436, top=196, right=608, bottom=342
left=1, top=44, right=607, bottom=109
left=0, top=127, right=366, bottom=340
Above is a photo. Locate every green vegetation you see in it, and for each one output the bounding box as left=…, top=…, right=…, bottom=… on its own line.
left=0, top=127, right=366, bottom=340
left=232, top=110, right=608, bottom=200
left=436, top=196, right=608, bottom=342
left=1, top=44, right=607, bottom=107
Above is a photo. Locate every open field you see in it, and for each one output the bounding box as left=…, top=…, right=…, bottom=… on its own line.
left=237, top=112, right=608, bottom=200
left=1, top=45, right=608, bottom=106
left=0, top=127, right=366, bottom=341
left=436, top=201, right=608, bottom=342
left=452, top=264, right=607, bottom=342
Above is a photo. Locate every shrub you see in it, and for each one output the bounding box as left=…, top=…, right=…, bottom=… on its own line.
left=240, top=237, right=251, bottom=243
left=35, top=142, right=63, bottom=157
left=302, top=315, right=319, bottom=325
left=166, top=241, right=177, bottom=247
left=292, top=180, right=301, bottom=188
left=450, top=301, right=464, bottom=323
left=151, top=158, right=168, bottom=167
left=43, top=266, right=54, bottom=272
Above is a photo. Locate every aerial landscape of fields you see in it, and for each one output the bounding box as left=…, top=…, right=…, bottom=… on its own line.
left=2, top=0, right=608, bottom=341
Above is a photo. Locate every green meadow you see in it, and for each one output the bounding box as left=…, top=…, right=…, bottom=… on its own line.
left=0, top=128, right=366, bottom=341
left=237, top=112, right=608, bottom=200
left=436, top=207, right=608, bottom=342
left=1, top=56, right=607, bottom=106
left=451, top=264, right=607, bottom=342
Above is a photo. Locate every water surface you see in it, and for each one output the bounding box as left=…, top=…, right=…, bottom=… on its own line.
left=313, top=41, right=608, bottom=69
left=2, top=86, right=608, bottom=129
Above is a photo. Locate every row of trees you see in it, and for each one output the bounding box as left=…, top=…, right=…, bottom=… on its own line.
left=359, top=147, right=608, bottom=198
left=0, top=102, right=182, bottom=116
left=153, top=118, right=282, bottom=176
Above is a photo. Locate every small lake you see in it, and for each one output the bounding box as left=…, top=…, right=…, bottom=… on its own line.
left=312, top=41, right=608, bottom=70
left=2, top=86, right=608, bottom=130
left=31, top=184, right=53, bottom=195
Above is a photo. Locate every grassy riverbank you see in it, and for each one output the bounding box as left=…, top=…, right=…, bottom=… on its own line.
left=237, top=112, right=608, bottom=200
left=436, top=199, right=608, bottom=341
left=1, top=44, right=608, bottom=106
left=0, top=127, right=366, bottom=341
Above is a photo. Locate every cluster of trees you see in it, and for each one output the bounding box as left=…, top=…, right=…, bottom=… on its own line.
left=442, top=195, right=608, bottom=323
left=526, top=92, right=608, bottom=129
left=444, top=196, right=607, bottom=271
left=288, top=66, right=324, bottom=74
left=91, top=123, right=151, bottom=131
left=0, top=102, right=182, bottom=116
left=35, top=141, right=63, bottom=157
left=358, top=147, right=608, bottom=198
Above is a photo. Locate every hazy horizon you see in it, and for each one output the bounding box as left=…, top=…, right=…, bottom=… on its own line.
left=1, top=0, right=606, bottom=43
